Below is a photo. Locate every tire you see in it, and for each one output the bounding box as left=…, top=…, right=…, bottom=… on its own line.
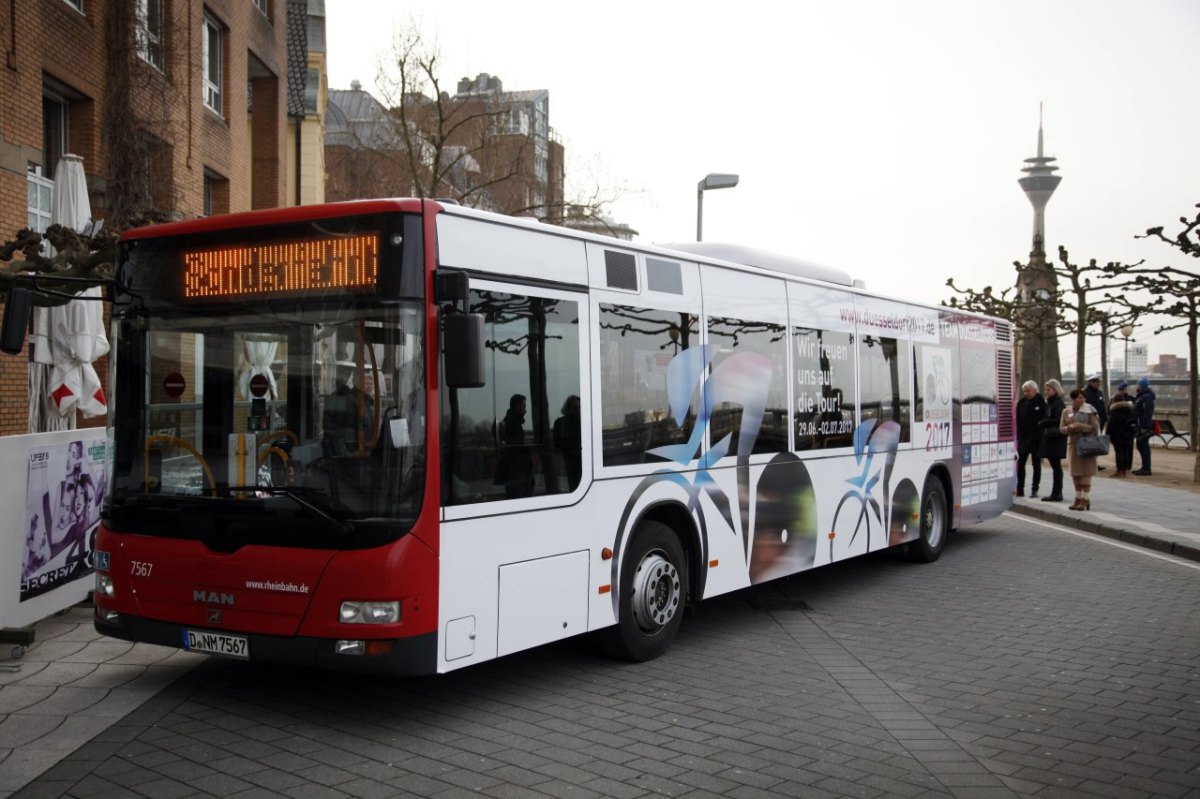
left=601, top=520, right=688, bottom=662
left=908, top=475, right=949, bottom=563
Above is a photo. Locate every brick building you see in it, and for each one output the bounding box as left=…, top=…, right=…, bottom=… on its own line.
left=0, top=0, right=326, bottom=436
left=325, top=73, right=565, bottom=222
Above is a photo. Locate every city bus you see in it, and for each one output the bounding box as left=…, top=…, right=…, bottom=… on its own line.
left=83, top=198, right=1014, bottom=674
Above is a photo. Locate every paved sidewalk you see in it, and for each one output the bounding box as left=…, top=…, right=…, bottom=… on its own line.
left=1008, top=471, right=1200, bottom=562
left=0, top=608, right=201, bottom=798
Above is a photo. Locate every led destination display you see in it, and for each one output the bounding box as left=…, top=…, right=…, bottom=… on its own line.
left=183, top=232, right=379, bottom=299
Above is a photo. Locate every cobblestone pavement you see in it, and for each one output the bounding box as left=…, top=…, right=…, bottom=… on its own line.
left=16, top=513, right=1200, bottom=798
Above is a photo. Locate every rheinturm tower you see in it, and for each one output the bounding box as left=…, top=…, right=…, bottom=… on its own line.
left=1015, top=105, right=1063, bottom=384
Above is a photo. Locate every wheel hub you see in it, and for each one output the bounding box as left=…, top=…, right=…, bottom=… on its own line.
left=924, top=497, right=944, bottom=548
left=632, top=552, right=681, bottom=634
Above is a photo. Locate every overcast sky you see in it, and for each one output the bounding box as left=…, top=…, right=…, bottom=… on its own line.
left=326, top=0, right=1200, bottom=377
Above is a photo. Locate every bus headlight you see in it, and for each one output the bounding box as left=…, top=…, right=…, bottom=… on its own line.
left=338, top=601, right=400, bottom=624
left=96, top=573, right=115, bottom=597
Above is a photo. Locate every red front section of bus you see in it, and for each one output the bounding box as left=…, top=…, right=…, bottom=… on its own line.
left=93, top=199, right=447, bottom=674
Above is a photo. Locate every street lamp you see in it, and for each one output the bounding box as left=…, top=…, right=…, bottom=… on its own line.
left=696, top=173, right=739, bottom=242
left=1121, top=323, right=1135, bottom=380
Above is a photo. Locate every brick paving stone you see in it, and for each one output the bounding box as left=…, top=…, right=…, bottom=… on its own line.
left=12, top=513, right=1200, bottom=799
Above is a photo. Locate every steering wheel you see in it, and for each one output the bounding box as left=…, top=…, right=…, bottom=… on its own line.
left=144, top=435, right=216, bottom=494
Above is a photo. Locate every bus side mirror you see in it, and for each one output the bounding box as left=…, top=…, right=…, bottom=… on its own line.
left=444, top=313, right=485, bottom=389
left=0, top=288, right=32, bottom=355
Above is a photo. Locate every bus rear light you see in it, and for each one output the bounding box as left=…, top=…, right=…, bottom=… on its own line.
left=338, top=601, right=400, bottom=624
left=96, top=573, right=115, bottom=597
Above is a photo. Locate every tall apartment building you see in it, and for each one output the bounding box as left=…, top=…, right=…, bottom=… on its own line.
left=0, top=0, right=326, bottom=436
left=325, top=72, right=565, bottom=222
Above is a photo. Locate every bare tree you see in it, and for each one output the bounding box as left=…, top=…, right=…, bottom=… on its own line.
left=1109, top=203, right=1200, bottom=476
left=946, top=250, right=1143, bottom=387
left=333, top=25, right=622, bottom=224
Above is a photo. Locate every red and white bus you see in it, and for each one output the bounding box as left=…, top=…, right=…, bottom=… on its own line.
left=89, top=198, right=1015, bottom=673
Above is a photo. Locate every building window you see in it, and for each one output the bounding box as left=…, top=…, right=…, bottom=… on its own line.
left=61, top=0, right=83, bottom=12
left=202, top=169, right=228, bottom=216
left=303, top=68, right=319, bottom=114
left=42, top=94, right=68, bottom=180
left=253, top=0, right=269, bottom=17
left=202, top=12, right=223, bottom=114
left=136, top=0, right=165, bottom=71
left=27, top=165, right=53, bottom=233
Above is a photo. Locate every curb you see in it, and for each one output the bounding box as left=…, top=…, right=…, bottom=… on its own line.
left=1008, top=502, right=1200, bottom=563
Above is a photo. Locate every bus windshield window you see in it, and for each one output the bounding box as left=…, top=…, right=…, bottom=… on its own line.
left=109, top=303, right=426, bottom=535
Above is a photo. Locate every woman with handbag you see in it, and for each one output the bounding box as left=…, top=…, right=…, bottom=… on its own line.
left=1062, top=388, right=1101, bottom=510
left=1039, top=379, right=1067, bottom=502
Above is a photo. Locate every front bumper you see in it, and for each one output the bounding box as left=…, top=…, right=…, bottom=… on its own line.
left=96, top=612, right=438, bottom=675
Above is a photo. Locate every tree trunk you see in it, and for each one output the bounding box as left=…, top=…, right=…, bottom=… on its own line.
left=1189, top=309, right=1199, bottom=482
left=1075, top=299, right=1087, bottom=388
left=1099, top=318, right=1109, bottom=409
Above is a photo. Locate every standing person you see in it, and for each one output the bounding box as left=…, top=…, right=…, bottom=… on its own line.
left=1107, top=382, right=1136, bottom=477
left=1132, top=377, right=1156, bottom=476
left=495, top=394, right=534, bottom=498
left=1038, top=379, right=1067, bottom=502
left=553, top=394, right=583, bottom=492
left=1015, top=380, right=1046, bottom=497
left=1084, top=374, right=1109, bottom=472
left=1062, top=388, right=1101, bottom=511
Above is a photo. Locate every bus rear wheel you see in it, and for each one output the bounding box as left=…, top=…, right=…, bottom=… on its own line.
left=908, top=475, right=948, bottom=563
left=602, top=521, right=687, bottom=662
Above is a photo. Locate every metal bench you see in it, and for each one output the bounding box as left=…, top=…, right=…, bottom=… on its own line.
left=1150, top=418, right=1191, bottom=448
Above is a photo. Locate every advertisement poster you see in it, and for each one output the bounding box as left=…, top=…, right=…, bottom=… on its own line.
left=21, top=437, right=107, bottom=602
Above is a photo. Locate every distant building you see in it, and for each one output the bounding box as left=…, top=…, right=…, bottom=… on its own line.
left=0, top=0, right=321, bottom=435
left=557, top=205, right=638, bottom=241
left=1150, top=353, right=1188, bottom=379
left=324, top=72, right=565, bottom=222
left=1127, top=343, right=1149, bottom=376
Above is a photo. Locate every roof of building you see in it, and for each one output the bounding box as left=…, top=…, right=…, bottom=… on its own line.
left=326, top=89, right=407, bottom=150
left=285, top=1, right=307, bottom=117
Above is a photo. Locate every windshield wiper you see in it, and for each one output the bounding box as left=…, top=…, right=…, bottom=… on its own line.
left=222, top=485, right=355, bottom=536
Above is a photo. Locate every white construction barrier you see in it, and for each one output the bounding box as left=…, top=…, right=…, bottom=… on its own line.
left=0, top=429, right=107, bottom=631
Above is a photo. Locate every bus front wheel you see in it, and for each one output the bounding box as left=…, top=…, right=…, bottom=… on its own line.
left=602, top=521, right=688, bottom=662
left=908, top=476, right=948, bottom=563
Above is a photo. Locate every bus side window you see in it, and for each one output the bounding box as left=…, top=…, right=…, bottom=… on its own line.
left=442, top=289, right=581, bottom=505
left=598, top=305, right=700, bottom=467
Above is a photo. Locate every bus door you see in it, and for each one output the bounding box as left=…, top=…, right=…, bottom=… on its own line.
left=439, top=278, right=590, bottom=666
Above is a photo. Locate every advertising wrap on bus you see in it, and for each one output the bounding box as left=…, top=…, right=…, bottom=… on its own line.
left=80, top=199, right=1013, bottom=675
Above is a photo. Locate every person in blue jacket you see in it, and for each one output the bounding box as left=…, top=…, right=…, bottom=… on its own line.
left=1132, top=377, right=1156, bottom=476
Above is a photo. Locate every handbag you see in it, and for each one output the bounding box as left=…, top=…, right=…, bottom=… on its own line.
left=1078, top=434, right=1110, bottom=458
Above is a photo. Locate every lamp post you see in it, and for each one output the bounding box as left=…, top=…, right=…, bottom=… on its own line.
left=696, top=173, right=739, bottom=241
left=1121, top=323, right=1135, bottom=382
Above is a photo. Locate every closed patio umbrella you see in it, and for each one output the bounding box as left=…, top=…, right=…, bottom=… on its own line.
left=28, top=154, right=108, bottom=431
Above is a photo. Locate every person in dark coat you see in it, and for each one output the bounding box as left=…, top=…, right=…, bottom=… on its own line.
left=1132, top=377, right=1156, bottom=475
left=1083, top=374, right=1108, bottom=471
left=1038, top=379, right=1067, bottom=502
left=495, top=394, right=534, bottom=498
left=1083, top=374, right=1108, bottom=431
left=1015, top=380, right=1046, bottom=497
left=1106, top=381, right=1135, bottom=477
left=553, top=394, right=582, bottom=492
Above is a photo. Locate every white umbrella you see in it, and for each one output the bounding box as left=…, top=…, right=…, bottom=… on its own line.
left=28, top=154, right=108, bottom=431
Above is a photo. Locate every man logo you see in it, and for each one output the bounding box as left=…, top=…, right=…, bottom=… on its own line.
left=207, top=608, right=223, bottom=624
left=193, top=590, right=235, bottom=606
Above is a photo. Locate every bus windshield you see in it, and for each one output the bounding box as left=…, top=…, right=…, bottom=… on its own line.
left=105, top=212, right=426, bottom=548
left=107, top=303, right=426, bottom=545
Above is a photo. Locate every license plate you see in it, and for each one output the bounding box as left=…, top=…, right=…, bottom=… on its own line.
left=181, top=629, right=249, bottom=659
